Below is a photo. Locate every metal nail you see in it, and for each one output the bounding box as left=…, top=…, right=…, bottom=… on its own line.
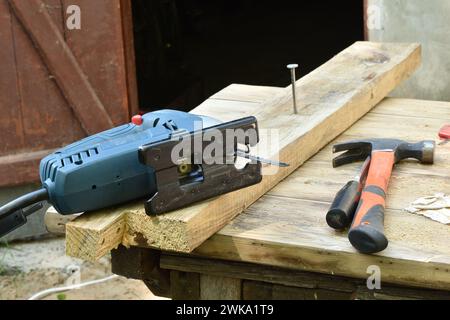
left=287, top=64, right=299, bottom=114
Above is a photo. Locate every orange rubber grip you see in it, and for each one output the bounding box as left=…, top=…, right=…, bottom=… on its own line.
left=348, top=151, right=395, bottom=254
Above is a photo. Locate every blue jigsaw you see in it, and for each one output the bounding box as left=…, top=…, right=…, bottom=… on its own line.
left=0, top=110, right=266, bottom=237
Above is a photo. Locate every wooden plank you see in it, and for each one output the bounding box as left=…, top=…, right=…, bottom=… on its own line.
left=242, top=281, right=273, bottom=300
left=0, top=0, right=135, bottom=187
left=61, top=0, right=132, bottom=125
left=200, top=275, right=242, bottom=300
left=355, top=285, right=450, bottom=300
left=270, top=284, right=351, bottom=300
left=242, top=280, right=450, bottom=300
left=0, top=0, right=85, bottom=187
left=269, top=151, right=450, bottom=218
left=10, top=0, right=85, bottom=150
left=190, top=98, right=450, bottom=291
left=44, top=206, right=79, bottom=235
left=211, top=84, right=284, bottom=103
left=65, top=42, right=421, bottom=260
left=371, top=97, right=450, bottom=119
left=65, top=205, right=128, bottom=261
left=242, top=281, right=351, bottom=300
left=0, top=0, right=25, bottom=155
left=0, top=149, right=55, bottom=186
left=9, top=0, right=114, bottom=134
left=170, top=271, right=200, bottom=300
left=120, top=0, right=139, bottom=117
left=160, top=254, right=358, bottom=292
left=265, top=97, right=450, bottom=209
left=194, top=196, right=450, bottom=289
left=161, top=248, right=450, bottom=299
left=125, top=42, right=421, bottom=252
left=64, top=91, right=268, bottom=260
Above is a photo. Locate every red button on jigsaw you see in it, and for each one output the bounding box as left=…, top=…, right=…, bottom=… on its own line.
left=132, top=115, right=143, bottom=126
left=439, top=124, right=450, bottom=140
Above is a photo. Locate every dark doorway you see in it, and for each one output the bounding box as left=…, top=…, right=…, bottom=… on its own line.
left=132, top=0, right=364, bottom=112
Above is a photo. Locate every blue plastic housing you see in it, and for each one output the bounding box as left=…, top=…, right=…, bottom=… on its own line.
left=39, top=110, right=214, bottom=214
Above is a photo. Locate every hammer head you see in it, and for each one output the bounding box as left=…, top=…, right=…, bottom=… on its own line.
left=332, top=138, right=435, bottom=167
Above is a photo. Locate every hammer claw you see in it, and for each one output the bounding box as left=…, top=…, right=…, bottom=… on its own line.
left=332, top=141, right=372, bottom=168
left=333, top=149, right=368, bottom=167
left=332, top=141, right=369, bottom=153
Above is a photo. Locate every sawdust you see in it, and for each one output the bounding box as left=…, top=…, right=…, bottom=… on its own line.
left=405, top=193, right=450, bottom=224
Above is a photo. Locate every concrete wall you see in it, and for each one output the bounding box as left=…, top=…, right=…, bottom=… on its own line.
left=367, top=0, right=450, bottom=101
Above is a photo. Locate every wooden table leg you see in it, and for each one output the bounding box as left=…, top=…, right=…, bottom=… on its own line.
left=111, top=245, right=170, bottom=297
left=111, top=248, right=450, bottom=300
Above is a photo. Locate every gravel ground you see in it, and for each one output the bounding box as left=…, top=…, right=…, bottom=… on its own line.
left=0, top=238, right=166, bottom=300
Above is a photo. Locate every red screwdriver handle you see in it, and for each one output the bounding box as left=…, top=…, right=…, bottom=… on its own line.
left=348, top=151, right=395, bottom=254
left=439, top=124, right=450, bottom=140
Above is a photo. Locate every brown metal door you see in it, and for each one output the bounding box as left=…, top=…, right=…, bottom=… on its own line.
left=0, top=0, right=138, bottom=187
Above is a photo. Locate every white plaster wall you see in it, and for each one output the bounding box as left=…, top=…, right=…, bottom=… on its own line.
left=367, top=0, right=450, bottom=101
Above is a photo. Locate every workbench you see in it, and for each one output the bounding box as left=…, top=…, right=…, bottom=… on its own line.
left=109, top=84, right=450, bottom=300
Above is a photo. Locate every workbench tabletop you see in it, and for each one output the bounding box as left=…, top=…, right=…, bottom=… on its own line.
left=66, top=42, right=425, bottom=269
left=193, top=85, right=450, bottom=291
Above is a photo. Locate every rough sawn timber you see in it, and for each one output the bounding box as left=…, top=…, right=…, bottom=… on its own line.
left=193, top=98, right=450, bottom=291
left=65, top=42, right=421, bottom=261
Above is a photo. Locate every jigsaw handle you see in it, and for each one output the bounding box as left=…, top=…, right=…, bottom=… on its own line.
left=348, top=151, right=394, bottom=254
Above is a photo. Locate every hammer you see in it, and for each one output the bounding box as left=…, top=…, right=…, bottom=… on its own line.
left=332, top=139, right=435, bottom=254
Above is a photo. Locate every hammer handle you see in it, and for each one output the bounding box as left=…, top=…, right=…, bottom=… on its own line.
left=326, top=180, right=360, bottom=230
left=348, top=151, right=394, bottom=254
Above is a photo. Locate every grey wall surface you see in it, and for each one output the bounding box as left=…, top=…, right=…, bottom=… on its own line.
left=367, top=0, right=450, bottom=101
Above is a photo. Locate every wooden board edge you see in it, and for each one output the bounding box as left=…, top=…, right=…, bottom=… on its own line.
left=64, top=42, right=423, bottom=259
left=65, top=210, right=127, bottom=261
left=125, top=42, right=422, bottom=252
left=194, top=233, right=450, bottom=292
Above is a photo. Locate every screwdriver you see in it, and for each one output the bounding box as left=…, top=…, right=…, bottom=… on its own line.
left=438, top=124, right=450, bottom=145
left=326, top=156, right=371, bottom=230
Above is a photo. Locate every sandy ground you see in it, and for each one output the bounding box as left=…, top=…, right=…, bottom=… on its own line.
left=0, top=238, right=166, bottom=300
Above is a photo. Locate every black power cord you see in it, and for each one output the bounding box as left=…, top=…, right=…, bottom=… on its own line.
left=0, top=188, right=49, bottom=238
